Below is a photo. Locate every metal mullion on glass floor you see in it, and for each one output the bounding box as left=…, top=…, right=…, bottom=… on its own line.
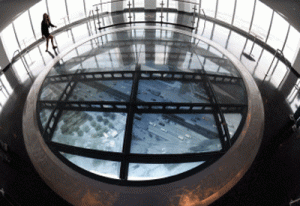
left=199, top=78, right=230, bottom=151
left=119, top=36, right=146, bottom=180
left=44, top=70, right=243, bottom=84
left=39, top=99, right=247, bottom=114
left=192, top=49, right=232, bottom=151
left=39, top=100, right=130, bottom=113
left=41, top=70, right=81, bottom=142
left=46, top=71, right=135, bottom=83
left=49, top=141, right=225, bottom=164
left=120, top=64, right=141, bottom=181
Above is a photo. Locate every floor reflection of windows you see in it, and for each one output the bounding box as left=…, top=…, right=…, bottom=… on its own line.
left=254, top=49, right=281, bottom=81
left=12, top=59, right=30, bottom=83
left=23, top=47, right=45, bottom=77
left=0, top=75, right=12, bottom=95
left=287, top=79, right=300, bottom=112
left=53, top=31, right=74, bottom=51
left=268, top=60, right=289, bottom=88
left=0, top=77, right=10, bottom=110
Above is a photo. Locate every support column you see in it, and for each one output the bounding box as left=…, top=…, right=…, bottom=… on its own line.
left=111, top=1, right=124, bottom=12
left=178, top=1, right=192, bottom=13
left=144, top=10, right=156, bottom=66
left=0, top=38, right=20, bottom=89
left=145, top=0, right=156, bottom=10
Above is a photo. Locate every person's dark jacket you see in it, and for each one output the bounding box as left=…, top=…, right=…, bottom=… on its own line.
left=41, top=20, right=55, bottom=38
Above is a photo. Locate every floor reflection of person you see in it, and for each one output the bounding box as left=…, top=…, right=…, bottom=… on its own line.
left=41, top=13, right=57, bottom=52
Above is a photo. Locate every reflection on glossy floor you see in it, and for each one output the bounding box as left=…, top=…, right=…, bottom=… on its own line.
left=1, top=10, right=300, bottom=206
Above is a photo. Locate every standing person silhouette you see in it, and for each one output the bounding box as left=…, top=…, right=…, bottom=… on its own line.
left=41, top=13, right=57, bottom=52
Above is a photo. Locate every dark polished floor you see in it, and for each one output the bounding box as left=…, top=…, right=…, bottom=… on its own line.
left=0, top=66, right=300, bottom=206
left=0, top=80, right=71, bottom=206
left=212, top=79, right=300, bottom=206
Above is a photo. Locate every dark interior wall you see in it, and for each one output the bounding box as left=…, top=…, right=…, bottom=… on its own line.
left=260, top=0, right=300, bottom=32
left=0, top=0, right=40, bottom=33
left=0, top=38, right=9, bottom=68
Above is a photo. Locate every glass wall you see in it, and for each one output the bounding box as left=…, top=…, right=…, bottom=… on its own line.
left=66, top=0, right=86, bottom=22
left=1, top=24, right=20, bottom=60
left=46, top=0, right=68, bottom=28
left=0, top=0, right=299, bottom=88
left=85, top=0, right=102, bottom=13
left=29, top=0, right=48, bottom=39
left=287, top=79, right=300, bottom=112
left=13, top=11, right=35, bottom=50
left=233, top=0, right=255, bottom=32
left=201, top=0, right=217, bottom=18
left=216, top=0, right=235, bottom=24
left=250, top=1, right=273, bottom=41
left=267, top=12, right=289, bottom=51
left=284, top=27, right=300, bottom=63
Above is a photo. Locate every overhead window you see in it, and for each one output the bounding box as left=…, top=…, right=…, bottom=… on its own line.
left=216, top=0, right=236, bottom=24
left=250, top=1, right=273, bottom=41
left=13, top=11, right=35, bottom=50
left=284, top=26, right=300, bottom=64
left=233, top=0, right=255, bottom=32
left=29, top=0, right=47, bottom=39
left=66, top=0, right=86, bottom=22
left=201, top=0, right=217, bottom=18
left=46, top=0, right=68, bottom=28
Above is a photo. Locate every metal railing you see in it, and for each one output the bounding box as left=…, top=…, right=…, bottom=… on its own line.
left=88, top=10, right=97, bottom=35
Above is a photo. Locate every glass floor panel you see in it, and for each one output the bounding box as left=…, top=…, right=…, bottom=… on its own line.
left=137, top=80, right=210, bottom=103
left=130, top=113, right=221, bottom=154
left=211, top=82, right=247, bottom=104
left=52, top=111, right=127, bottom=153
left=69, top=80, right=133, bottom=102
left=60, top=152, right=121, bottom=179
left=224, top=113, right=243, bottom=138
left=39, top=82, right=69, bottom=101
left=39, top=108, right=53, bottom=129
left=128, top=162, right=204, bottom=181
